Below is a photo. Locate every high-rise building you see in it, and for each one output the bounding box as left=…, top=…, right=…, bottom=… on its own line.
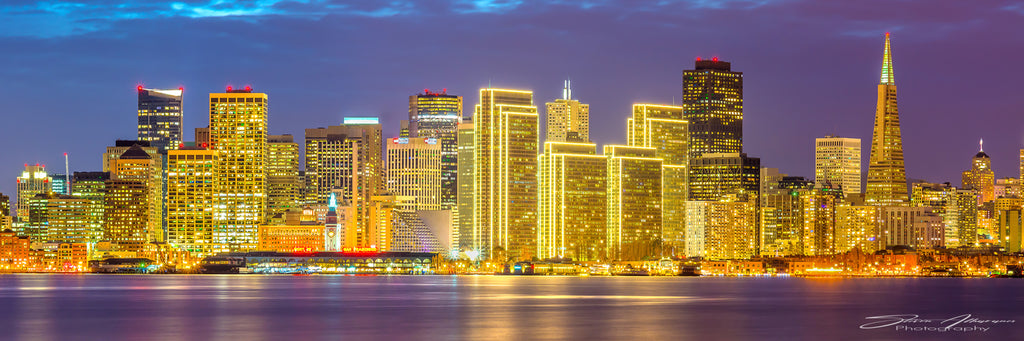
left=953, top=189, right=978, bottom=247
left=103, top=179, right=148, bottom=251
left=50, top=174, right=70, bottom=196
left=408, top=89, right=463, bottom=214
left=108, top=145, right=163, bottom=243
left=605, top=145, right=662, bottom=261
left=166, top=147, right=218, bottom=256
left=994, top=178, right=1020, bottom=199
left=16, top=164, right=51, bottom=222
left=102, top=140, right=160, bottom=174
left=682, top=58, right=743, bottom=159
left=137, top=87, right=184, bottom=150
left=865, top=33, right=909, bottom=206
left=625, top=103, right=688, bottom=255
left=304, top=119, right=384, bottom=249
left=800, top=187, right=840, bottom=256
left=209, top=86, right=268, bottom=251
left=836, top=205, right=881, bottom=253
left=911, top=182, right=960, bottom=247
left=386, top=137, right=442, bottom=211
left=815, top=136, right=861, bottom=195
left=473, top=88, right=539, bottom=261
left=995, top=197, right=1023, bottom=250
left=195, top=127, right=210, bottom=148
left=545, top=80, right=590, bottom=142
left=685, top=199, right=756, bottom=260
left=0, top=193, right=10, bottom=229
left=30, top=193, right=103, bottom=244
left=456, top=120, right=475, bottom=254
left=538, top=142, right=607, bottom=261
left=759, top=169, right=811, bottom=256
left=688, top=153, right=760, bottom=202
left=267, top=134, right=301, bottom=220
left=880, top=207, right=943, bottom=248
left=962, top=140, right=995, bottom=205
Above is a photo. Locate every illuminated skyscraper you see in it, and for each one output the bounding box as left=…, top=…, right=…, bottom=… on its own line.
left=800, top=187, right=840, bottom=256
left=605, top=145, right=662, bottom=261
left=685, top=200, right=756, bottom=260
left=880, top=207, right=943, bottom=248
left=108, top=145, right=162, bottom=243
left=545, top=80, right=590, bottom=142
left=408, top=89, right=462, bottom=212
left=16, top=164, right=50, bottom=222
left=836, top=205, right=880, bottom=253
left=0, top=193, right=10, bottom=229
left=102, top=140, right=161, bottom=174
left=103, top=179, right=148, bottom=251
left=911, top=182, right=961, bottom=247
left=456, top=120, right=476, bottom=253
left=386, top=137, right=442, bottom=211
left=759, top=169, right=813, bottom=256
left=137, top=87, right=184, bottom=150
left=166, top=147, right=218, bottom=256
left=473, top=88, right=538, bottom=261
left=209, top=86, right=268, bottom=251
left=267, top=134, right=301, bottom=220
left=688, top=153, right=760, bottom=201
left=683, top=58, right=743, bottom=159
left=304, top=118, right=383, bottom=249
left=625, top=103, right=688, bottom=255
left=865, top=33, right=909, bottom=206
left=538, top=142, right=607, bottom=261
left=30, top=193, right=103, bottom=244
left=815, top=136, right=861, bottom=195
left=962, top=140, right=995, bottom=205
left=50, top=174, right=70, bottom=196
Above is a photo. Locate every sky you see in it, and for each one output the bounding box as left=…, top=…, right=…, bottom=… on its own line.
left=1, top=0, right=1023, bottom=199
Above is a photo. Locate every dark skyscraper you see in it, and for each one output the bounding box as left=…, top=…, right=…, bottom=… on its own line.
left=682, top=58, right=744, bottom=159
left=408, top=89, right=463, bottom=212
left=137, top=87, right=183, bottom=150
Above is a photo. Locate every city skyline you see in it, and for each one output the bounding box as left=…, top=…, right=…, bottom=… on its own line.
left=2, top=1, right=1022, bottom=199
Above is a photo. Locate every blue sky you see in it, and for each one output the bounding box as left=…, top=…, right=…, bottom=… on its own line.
left=1, top=0, right=1023, bottom=199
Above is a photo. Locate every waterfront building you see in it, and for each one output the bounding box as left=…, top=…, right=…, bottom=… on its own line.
left=815, top=136, right=861, bottom=195
left=473, top=88, right=539, bottom=261
left=16, top=164, right=51, bottom=222
left=456, top=120, right=475, bottom=254
left=267, top=134, right=301, bottom=220
left=408, top=89, right=463, bottom=214
left=682, top=58, right=743, bottom=159
left=258, top=223, right=324, bottom=252
left=545, top=80, right=590, bottom=142
left=836, top=205, right=881, bottom=253
left=865, top=33, right=909, bottom=206
left=625, top=103, right=688, bottom=255
left=166, top=147, right=218, bottom=256
left=605, top=145, right=662, bottom=261
left=537, top=142, right=607, bottom=261
left=209, top=86, right=269, bottom=251
left=0, top=229, right=31, bottom=270
left=880, top=207, right=944, bottom=248
left=137, top=87, right=184, bottom=150
left=685, top=199, right=756, bottom=260
left=962, top=141, right=995, bottom=205
left=304, top=119, right=383, bottom=249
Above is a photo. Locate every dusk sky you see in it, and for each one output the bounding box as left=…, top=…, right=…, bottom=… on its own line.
left=1, top=0, right=1023, bottom=198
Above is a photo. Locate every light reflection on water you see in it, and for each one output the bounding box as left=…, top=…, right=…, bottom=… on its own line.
left=0, top=275, right=1019, bottom=340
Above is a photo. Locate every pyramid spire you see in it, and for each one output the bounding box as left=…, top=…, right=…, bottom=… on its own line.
left=880, top=32, right=895, bottom=85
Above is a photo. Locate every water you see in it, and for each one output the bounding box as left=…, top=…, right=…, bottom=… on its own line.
left=0, top=275, right=1019, bottom=340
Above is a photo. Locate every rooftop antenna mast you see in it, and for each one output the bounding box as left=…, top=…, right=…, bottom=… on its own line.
left=63, top=152, right=70, bottom=195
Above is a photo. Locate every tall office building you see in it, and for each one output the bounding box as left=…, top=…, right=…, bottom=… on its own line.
left=953, top=189, right=979, bottom=247
left=29, top=193, right=103, bottom=244
left=538, top=142, right=607, bottom=261
left=71, top=172, right=109, bottom=208
left=962, top=141, right=995, bottom=205
left=545, top=80, right=590, bottom=142
left=911, top=182, right=960, bottom=247
left=108, top=145, right=163, bottom=243
left=50, top=174, right=70, bottom=196
left=799, top=187, right=840, bottom=256
left=103, top=179, right=149, bottom=251
left=759, top=169, right=813, bottom=256
left=456, top=120, right=476, bottom=254
left=386, top=137, right=442, bottom=211
left=836, top=205, right=881, bottom=253
left=267, top=134, right=301, bottom=220
left=408, top=89, right=463, bottom=212
left=166, top=147, right=218, bottom=256
left=137, top=87, right=184, bottom=150
left=815, top=136, right=862, bottom=195
left=209, top=86, right=268, bottom=251
left=473, top=88, right=539, bottom=261
left=685, top=200, right=756, bottom=260
left=605, top=145, right=662, bottom=261
left=688, top=153, right=760, bottom=201
left=625, top=103, right=688, bottom=255
left=102, top=140, right=160, bottom=174
left=683, top=58, right=743, bottom=159
left=16, top=164, right=51, bottom=222
left=865, top=33, right=909, bottom=206
left=880, top=207, right=943, bottom=248
left=304, top=118, right=383, bottom=248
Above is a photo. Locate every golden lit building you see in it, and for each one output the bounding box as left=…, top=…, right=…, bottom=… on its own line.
left=473, top=88, right=539, bottom=261
left=758, top=169, right=813, bottom=256
left=954, top=189, right=978, bottom=246
left=209, top=87, right=268, bottom=251
left=30, top=193, right=103, bottom=244
left=166, top=148, right=218, bottom=256
left=880, top=207, right=943, bottom=248
left=103, top=180, right=148, bottom=251
left=16, top=164, right=51, bottom=223
left=258, top=224, right=324, bottom=252
left=625, top=103, right=687, bottom=255
left=685, top=199, right=756, bottom=260
left=865, top=33, right=909, bottom=206
left=800, top=187, right=840, bottom=256
left=0, top=193, right=10, bottom=230
left=962, top=141, right=995, bottom=205
left=408, top=89, right=463, bottom=213
left=545, top=80, right=590, bottom=142
left=836, top=205, right=880, bottom=253
left=911, top=182, right=960, bottom=247
left=815, top=136, right=861, bottom=196
left=386, top=137, right=443, bottom=211
left=267, top=134, right=301, bottom=220
left=682, top=58, right=743, bottom=159
left=605, top=145, right=662, bottom=261
left=108, top=144, right=163, bottom=243
left=688, top=153, right=760, bottom=202
left=0, top=229, right=31, bottom=270
left=304, top=118, right=383, bottom=249
left=538, top=142, right=607, bottom=261
left=456, top=120, right=475, bottom=253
